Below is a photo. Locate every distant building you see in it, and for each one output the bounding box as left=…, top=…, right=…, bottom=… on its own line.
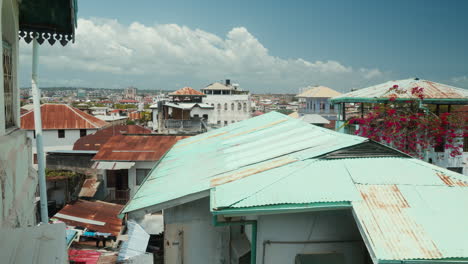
left=200, top=80, right=251, bottom=127
left=21, top=104, right=108, bottom=163
left=124, top=87, right=137, bottom=100
left=76, top=89, right=86, bottom=98
left=153, top=87, right=213, bottom=134
left=296, top=85, right=342, bottom=121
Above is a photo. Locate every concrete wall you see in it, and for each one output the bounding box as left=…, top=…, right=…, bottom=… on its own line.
left=256, top=210, right=366, bottom=264
left=0, top=130, right=37, bottom=228
left=164, top=198, right=230, bottom=264
left=0, top=0, right=37, bottom=228
left=27, top=129, right=98, bottom=154
left=202, top=94, right=251, bottom=126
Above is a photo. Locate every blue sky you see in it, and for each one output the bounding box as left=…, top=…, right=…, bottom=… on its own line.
left=19, top=0, right=468, bottom=93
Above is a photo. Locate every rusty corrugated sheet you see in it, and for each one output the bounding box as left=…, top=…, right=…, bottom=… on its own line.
left=92, top=135, right=189, bottom=161
left=332, top=78, right=468, bottom=102
left=169, top=87, right=205, bottom=96
left=21, top=104, right=108, bottom=130
left=78, top=178, right=101, bottom=198
left=53, top=199, right=124, bottom=236
left=73, top=125, right=152, bottom=151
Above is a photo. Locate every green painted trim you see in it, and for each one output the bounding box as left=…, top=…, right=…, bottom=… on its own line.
left=212, top=202, right=352, bottom=216
left=331, top=97, right=468, bottom=104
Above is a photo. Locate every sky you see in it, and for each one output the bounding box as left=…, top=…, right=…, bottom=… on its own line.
left=18, top=0, right=468, bottom=93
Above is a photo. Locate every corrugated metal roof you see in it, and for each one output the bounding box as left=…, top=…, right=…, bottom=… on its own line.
left=0, top=223, right=68, bottom=264
left=296, top=85, right=342, bottom=98
left=169, top=87, right=205, bottom=96
left=123, top=112, right=367, bottom=213
left=211, top=159, right=361, bottom=210
left=53, top=199, right=124, bottom=236
left=74, top=125, right=152, bottom=151
left=164, top=102, right=214, bottom=110
left=118, top=220, right=150, bottom=261
left=332, top=78, right=468, bottom=103
left=300, top=114, right=330, bottom=124
left=21, top=104, right=108, bottom=130
left=353, top=184, right=468, bottom=260
left=92, top=135, right=189, bottom=161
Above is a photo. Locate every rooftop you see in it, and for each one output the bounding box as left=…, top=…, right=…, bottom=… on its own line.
left=53, top=199, right=124, bottom=237
left=21, top=104, right=108, bottom=130
left=169, top=87, right=205, bottom=96
left=92, top=134, right=190, bottom=161
left=202, top=82, right=235, bottom=91
left=123, top=111, right=468, bottom=262
left=296, top=85, right=342, bottom=98
left=331, top=78, right=468, bottom=104
left=74, top=125, right=152, bottom=151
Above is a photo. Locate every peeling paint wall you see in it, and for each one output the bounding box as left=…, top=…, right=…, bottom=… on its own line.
left=256, top=210, right=366, bottom=264
left=164, top=198, right=230, bottom=264
left=0, top=130, right=37, bottom=228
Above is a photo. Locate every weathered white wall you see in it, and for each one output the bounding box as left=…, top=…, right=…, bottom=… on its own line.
left=128, top=161, right=156, bottom=198
left=27, top=129, right=98, bottom=154
left=256, top=210, right=365, bottom=264
left=202, top=94, right=251, bottom=126
left=0, top=130, right=37, bottom=228
left=164, top=198, right=230, bottom=264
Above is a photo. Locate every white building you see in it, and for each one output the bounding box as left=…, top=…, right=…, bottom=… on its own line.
left=21, top=104, right=108, bottom=163
left=124, top=87, right=137, bottom=99
left=200, top=80, right=251, bottom=127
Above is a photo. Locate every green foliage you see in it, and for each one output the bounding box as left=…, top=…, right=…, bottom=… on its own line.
left=126, top=120, right=136, bottom=125
left=45, top=169, right=78, bottom=178
left=276, top=109, right=294, bottom=115
left=115, top=104, right=137, bottom=109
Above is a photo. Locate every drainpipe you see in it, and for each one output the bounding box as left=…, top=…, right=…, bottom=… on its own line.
left=212, top=215, right=257, bottom=264
left=31, top=38, right=49, bottom=223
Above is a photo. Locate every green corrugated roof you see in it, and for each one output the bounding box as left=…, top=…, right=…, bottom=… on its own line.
left=123, top=112, right=366, bottom=214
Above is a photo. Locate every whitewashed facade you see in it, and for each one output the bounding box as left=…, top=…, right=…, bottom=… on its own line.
left=201, top=81, right=252, bottom=127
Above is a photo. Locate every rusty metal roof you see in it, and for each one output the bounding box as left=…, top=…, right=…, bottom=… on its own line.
left=53, top=199, right=124, bottom=236
left=353, top=184, right=468, bottom=261
left=73, top=125, right=152, bottom=151
left=331, top=78, right=468, bottom=104
left=78, top=178, right=101, bottom=198
left=169, top=87, right=205, bottom=96
left=21, top=104, right=108, bottom=130
left=92, top=135, right=190, bottom=161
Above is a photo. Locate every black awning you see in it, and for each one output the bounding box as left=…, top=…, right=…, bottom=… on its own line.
left=19, top=0, right=78, bottom=46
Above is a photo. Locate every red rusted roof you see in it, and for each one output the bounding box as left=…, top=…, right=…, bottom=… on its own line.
left=54, top=200, right=124, bottom=236
left=21, top=104, right=108, bottom=130
left=73, top=125, right=152, bottom=151
left=92, top=135, right=190, bottom=161
left=169, top=87, right=205, bottom=96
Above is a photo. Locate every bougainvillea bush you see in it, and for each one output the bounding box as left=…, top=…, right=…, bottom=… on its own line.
left=348, top=85, right=467, bottom=158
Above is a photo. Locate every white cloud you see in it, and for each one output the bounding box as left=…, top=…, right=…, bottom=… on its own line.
left=19, top=18, right=388, bottom=93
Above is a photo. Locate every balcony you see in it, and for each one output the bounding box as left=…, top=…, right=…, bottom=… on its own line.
left=106, top=189, right=130, bottom=204
left=163, top=119, right=206, bottom=133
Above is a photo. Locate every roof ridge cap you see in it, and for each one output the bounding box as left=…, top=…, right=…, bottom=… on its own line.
left=67, top=104, right=102, bottom=128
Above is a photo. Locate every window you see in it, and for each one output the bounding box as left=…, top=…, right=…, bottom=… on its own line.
left=224, top=121, right=228, bottom=126
left=238, top=103, right=242, bottom=110
left=136, top=169, right=151, bottom=185
left=217, top=121, right=221, bottom=125
left=217, top=103, right=221, bottom=111
left=33, top=154, right=37, bottom=164
left=58, top=129, right=65, bottom=138
left=243, top=103, right=247, bottom=112
left=231, top=103, right=234, bottom=111
left=33, top=130, right=36, bottom=139
left=224, top=103, right=228, bottom=111
left=464, top=136, right=468, bottom=152
left=232, top=120, right=235, bottom=123
left=330, top=104, right=335, bottom=110
left=320, top=102, right=325, bottom=110
left=3, top=40, right=14, bottom=128
left=202, top=114, right=208, bottom=120
left=80, top=129, right=87, bottom=137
